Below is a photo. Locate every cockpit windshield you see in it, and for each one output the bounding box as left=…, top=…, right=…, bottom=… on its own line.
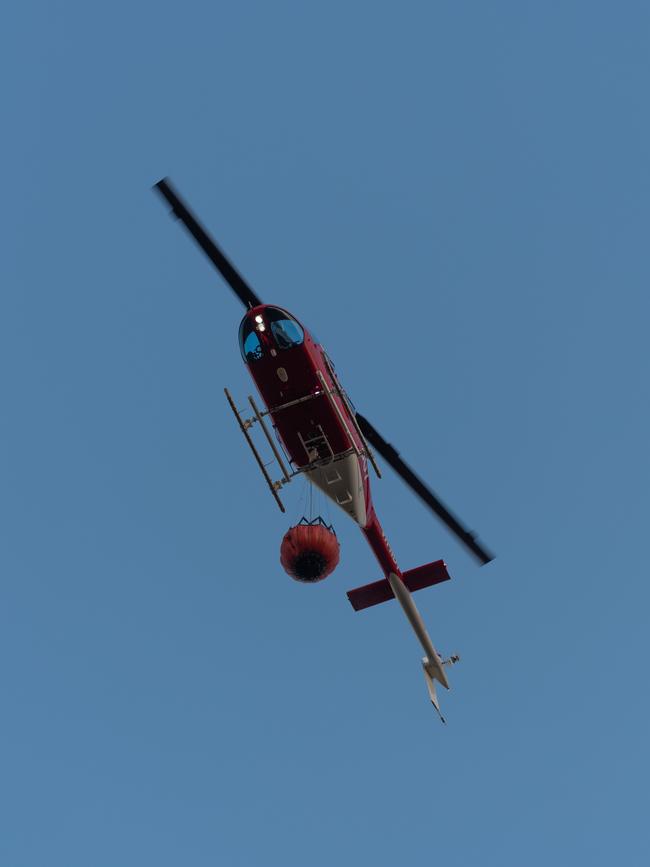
left=265, top=308, right=304, bottom=350
left=271, top=319, right=303, bottom=349
left=239, top=318, right=264, bottom=362
left=242, top=329, right=263, bottom=361
left=239, top=307, right=304, bottom=363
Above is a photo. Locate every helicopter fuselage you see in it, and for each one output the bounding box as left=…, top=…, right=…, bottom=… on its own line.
left=240, top=303, right=401, bottom=578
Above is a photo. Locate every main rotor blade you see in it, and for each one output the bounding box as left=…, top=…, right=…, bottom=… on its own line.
left=153, top=177, right=262, bottom=309
left=356, top=413, right=494, bottom=565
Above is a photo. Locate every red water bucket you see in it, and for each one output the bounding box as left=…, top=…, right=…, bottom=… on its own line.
left=280, top=518, right=340, bottom=582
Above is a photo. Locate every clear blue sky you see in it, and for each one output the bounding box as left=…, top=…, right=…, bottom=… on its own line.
left=2, top=2, right=649, bottom=865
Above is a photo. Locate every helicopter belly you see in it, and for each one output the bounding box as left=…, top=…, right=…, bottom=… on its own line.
left=306, top=453, right=367, bottom=527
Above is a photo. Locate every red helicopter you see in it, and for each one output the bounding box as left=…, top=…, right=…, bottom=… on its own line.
left=154, top=178, right=494, bottom=722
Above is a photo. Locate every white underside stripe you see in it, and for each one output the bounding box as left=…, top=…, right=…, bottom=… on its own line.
left=306, top=453, right=367, bottom=526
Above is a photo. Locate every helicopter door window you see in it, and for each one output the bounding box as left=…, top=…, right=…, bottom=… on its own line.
left=270, top=319, right=304, bottom=350
left=243, top=331, right=264, bottom=361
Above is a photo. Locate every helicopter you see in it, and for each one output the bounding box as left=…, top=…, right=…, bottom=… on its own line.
left=154, top=178, right=494, bottom=722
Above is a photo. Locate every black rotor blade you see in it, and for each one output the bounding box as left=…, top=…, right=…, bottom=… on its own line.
left=356, top=413, right=494, bottom=565
left=153, top=177, right=262, bottom=309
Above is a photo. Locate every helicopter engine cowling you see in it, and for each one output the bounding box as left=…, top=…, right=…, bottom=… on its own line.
left=280, top=519, right=340, bottom=582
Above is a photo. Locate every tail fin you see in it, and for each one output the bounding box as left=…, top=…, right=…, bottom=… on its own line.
left=347, top=560, right=451, bottom=612
left=423, top=660, right=446, bottom=724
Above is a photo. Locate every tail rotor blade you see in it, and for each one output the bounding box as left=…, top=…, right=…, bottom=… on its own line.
left=153, top=177, right=262, bottom=309
left=356, top=413, right=494, bottom=565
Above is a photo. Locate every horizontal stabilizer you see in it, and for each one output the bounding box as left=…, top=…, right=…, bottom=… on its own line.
left=347, top=560, right=451, bottom=612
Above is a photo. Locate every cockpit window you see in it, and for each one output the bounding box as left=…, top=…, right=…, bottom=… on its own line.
left=239, top=317, right=264, bottom=363
left=264, top=307, right=304, bottom=350
left=271, top=318, right=303, bottom=349
left=239, top=307, right=304, bottom=362
left=243, top=330, right=263, bottom=361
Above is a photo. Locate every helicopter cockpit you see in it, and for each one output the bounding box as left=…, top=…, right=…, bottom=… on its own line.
left=239, top=307, right=304, bottom=363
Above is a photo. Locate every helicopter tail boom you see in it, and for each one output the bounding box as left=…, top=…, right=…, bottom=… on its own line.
left=386, top=572, right=455, bottom=723
left=348, top=568, right=455, bottom=721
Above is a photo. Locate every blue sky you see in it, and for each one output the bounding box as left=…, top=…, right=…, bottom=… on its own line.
left=2, top=2, right=649, bottom=865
